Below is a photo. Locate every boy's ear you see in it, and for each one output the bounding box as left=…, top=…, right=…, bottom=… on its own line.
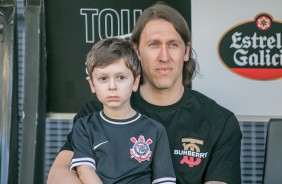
left=132, top=75, right=140, bottom=92
left=87, top=76, right=96, bottom=94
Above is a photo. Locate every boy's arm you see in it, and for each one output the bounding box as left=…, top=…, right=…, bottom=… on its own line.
left=76, top=165, right=103, bottom=184
left=47, top=150, right=82, bottom=184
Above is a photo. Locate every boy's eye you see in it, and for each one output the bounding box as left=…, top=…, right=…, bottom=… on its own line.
left=117, top=76, right=125, bottom=80
left=99, top=76, right=107, bottom=81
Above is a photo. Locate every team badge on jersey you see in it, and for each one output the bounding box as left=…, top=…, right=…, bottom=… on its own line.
left=130, top=135, right=153, bottom=162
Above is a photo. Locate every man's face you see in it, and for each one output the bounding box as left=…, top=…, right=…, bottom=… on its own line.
left=136, top=19, right=190, bottom=90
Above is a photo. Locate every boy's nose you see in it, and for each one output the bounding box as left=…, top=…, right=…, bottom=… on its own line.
left=108, top=79, right=117, bottom=90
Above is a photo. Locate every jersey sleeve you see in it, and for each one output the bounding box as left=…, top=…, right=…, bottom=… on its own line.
left=151, top=126, right=176, bottom=184
left=70, top=118, right=96, bottom=171
left=204, top=114, right=242, bottom=184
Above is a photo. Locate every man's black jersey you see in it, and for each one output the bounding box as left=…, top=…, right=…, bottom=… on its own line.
left=70, top=111, right=176, bottom=184
left=63, top=87, right=242, bottom=184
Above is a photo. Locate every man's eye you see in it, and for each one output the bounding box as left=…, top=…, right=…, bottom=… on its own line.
left=169, top=42, right=178, bottom=48
left=149, top=43, right=158, bottom=47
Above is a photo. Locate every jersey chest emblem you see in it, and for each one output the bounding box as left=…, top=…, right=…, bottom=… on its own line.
left=130, top=135, right=153, bottom=162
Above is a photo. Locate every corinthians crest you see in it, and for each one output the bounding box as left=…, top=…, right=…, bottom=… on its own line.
left=130, top=135, right=153, bottom=162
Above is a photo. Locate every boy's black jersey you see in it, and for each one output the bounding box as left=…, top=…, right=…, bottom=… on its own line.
left=63, top=87, right=242, bottom=184
left=70, top=111, right=176, bottom=184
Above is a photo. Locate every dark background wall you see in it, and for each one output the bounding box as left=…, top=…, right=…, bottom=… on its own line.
left=45, top=0, right=191, bottom=113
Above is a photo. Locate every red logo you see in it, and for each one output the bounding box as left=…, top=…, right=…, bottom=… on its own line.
left=130, top=135, right=153, bottom=162
left=218, top=13, right=282, bottom=80
left=256, top=15, right=271, bottom=30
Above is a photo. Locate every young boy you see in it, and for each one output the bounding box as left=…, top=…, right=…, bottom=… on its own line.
left=70, top=38, right=176, bottom=184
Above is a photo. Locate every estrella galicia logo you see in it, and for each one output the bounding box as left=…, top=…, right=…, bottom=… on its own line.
left=218, top=13, right=282, bottom=80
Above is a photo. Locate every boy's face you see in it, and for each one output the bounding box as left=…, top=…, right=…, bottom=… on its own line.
left=88, top=59, right=140, bottom=111
left=136, top=19, right=190, bottom=90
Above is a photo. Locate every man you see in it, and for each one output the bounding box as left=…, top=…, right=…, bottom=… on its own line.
left=47, top=2, right=242, bottom=184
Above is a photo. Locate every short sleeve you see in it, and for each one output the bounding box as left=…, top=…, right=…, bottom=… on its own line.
left=204, top=114, right=242, bottom=184
left=70, top=118, right=96, bottom=171
left=151, top=126, right=176, bottom=183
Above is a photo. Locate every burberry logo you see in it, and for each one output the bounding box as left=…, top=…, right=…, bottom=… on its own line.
left=174, top=138, right=208, bottom=167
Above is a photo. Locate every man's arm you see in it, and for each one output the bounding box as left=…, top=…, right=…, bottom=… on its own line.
left=76, top=165, right=103, bottom=184
left=205, top=114, right=242, bottom=184
left=205, top=182, right=226, bottom=184
left=47, top=150, right=82, bottom=184
left=47, top=99, right=101, bottom=184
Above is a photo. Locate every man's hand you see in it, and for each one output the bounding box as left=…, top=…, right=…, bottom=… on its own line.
left=77, top=165, right=103, bottom=184
left=47, top=150, right=82, bottom=184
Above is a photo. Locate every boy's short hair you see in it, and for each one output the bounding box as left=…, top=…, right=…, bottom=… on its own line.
left=86, top=37, right=141, bottom=80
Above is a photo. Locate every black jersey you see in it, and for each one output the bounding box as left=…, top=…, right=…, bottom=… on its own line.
left=63, top=87, right=242, bottom=184
left=70, top=111, right=176, bottom=184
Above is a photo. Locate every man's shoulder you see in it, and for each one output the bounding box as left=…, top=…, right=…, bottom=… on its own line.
left=189, top=89, right=234, bottom=116
left=189, top=88, right=214, bottom=103
left=74, top=96, right=103, bottom=121
left=140, top=114, right=166, bottom=129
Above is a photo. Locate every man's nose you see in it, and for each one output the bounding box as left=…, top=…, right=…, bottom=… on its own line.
left=158, top=45, right=169, bottom=62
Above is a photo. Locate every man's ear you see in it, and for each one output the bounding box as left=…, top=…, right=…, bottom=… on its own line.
left=87, top=76, right=96, bottom=94
left=132, top=75, right=140, bottom=92
left=133, top=44, right=141, bottom=59
left=184, top=42, right=190, bottom=62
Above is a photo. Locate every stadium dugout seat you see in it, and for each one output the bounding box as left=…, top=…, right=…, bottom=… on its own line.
left=263, top=119, right=282, bottom=184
